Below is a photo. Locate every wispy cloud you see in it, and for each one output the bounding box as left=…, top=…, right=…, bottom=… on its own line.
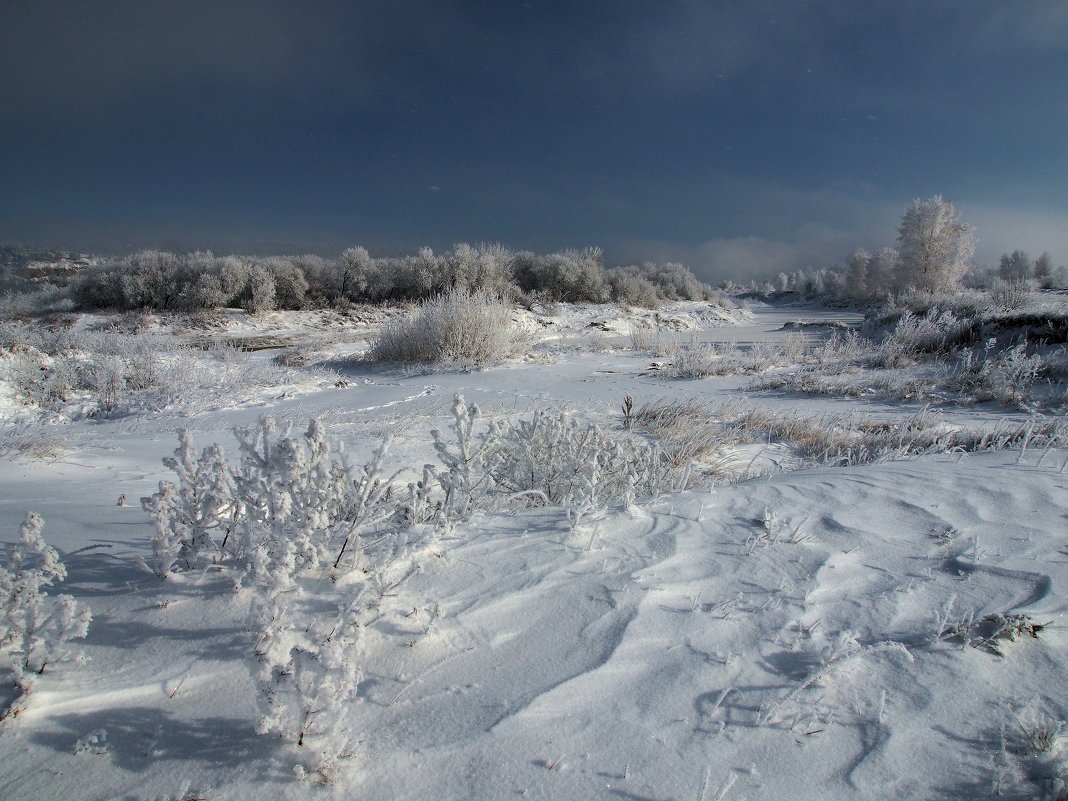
left=0, top=1, right=440, bottom=119
left=958, top=203, right=1068, bottom=268
left=971, top=2, right=1068, bottom=50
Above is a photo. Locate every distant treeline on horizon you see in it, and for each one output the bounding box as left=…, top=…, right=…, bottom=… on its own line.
left=25, top=244, right=725, bottom=313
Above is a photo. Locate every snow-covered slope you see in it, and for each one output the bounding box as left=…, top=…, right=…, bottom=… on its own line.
left=1, top=302, right=1065, bottom=801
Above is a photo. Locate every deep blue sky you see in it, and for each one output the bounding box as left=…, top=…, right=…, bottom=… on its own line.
left=3, top=1, right=1067, bottom=281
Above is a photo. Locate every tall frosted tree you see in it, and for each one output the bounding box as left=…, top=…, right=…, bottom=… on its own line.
left=998, top=250, right=1032, bottom=282
left=866, top=247, right=900, bottom=298
left=1033, top=252, right=1053, bottom=287
left=844, top=249, right=870, bottom=299
left=895, top=196, right=975, bottom=293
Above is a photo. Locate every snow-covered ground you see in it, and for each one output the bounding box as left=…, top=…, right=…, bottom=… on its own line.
left=1, top=300, right=1066, bottom=801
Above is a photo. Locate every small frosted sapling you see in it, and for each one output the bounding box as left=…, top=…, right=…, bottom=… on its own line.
left=254, top=594, right=364, bottom=776
left=392, top=464, right=447, bottom=530
left=1, top=513, right=92, bottom=720
left=430, top=394, right=501, bottom=520
left=139, top=429, right=237, bottom=579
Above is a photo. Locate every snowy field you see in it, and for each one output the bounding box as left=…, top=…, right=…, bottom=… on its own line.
left=2, top=299, right=1067, bottom=801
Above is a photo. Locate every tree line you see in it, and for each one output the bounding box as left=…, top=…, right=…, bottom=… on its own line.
left=772, top=197, right=1066, bottom=301
left=65, top=244, right=724, bottom=313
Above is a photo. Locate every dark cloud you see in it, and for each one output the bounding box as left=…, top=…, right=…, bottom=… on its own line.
left=2, top=1, right=1067, bottom=269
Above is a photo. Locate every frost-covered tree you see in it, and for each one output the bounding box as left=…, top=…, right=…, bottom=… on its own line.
left=1051, top=264, right=1068, bottom=290
left=243, top=264, right=277, bottom=313
left=338, top=246, right=373, bottom=302
left=998, top=250, right=1032, bottom=282
left=895, top=196, right=975, bottom=293
left=1033, top=252, right=1053, bottom=288
left=265, top=257, right=310, bottom=310
left=180, top=270, right=228, bottom=310
left=213, top=256, right=252, bottom=306
left=866, top=247, right=900, bottom=297
left=845, top=249, right=870, bottom=299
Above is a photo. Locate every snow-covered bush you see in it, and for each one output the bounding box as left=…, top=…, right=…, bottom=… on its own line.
left=141, top=417, right=412, bottom=583
left=868, top=308, right=976, bottom=365
left=951, top=340, right=1045, bottom=406
left=391, top=464, right=445, bottom=529
left=59, top=243, right=721, bottom=312
left=512, top=248, right=610, bottom=304
left=367, top=287, right=522, bottom=365
left=232, top=417, right=408, bottom=578
left=607, top=269, right=660, bottom=308
left=663, top=336, right=806, bottom=378
left=487, top=409, right=676, bottom=510
left=989, top=278, right=1033, bottom=311
left=139, top=431, right=238, bottom=578
left=2, top=322, right=336, bottom=419
left=0, top=513, right=92, bottom=720
left=253, top=593, right=363, bottom=772
left=430, top=395, right=501, bottom=520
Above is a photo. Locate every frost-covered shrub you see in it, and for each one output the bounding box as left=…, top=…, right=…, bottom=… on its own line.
left=643, top=261, right=717, bottom=301
left=3, top=324, right=336, bottom=419
left=61, top=244, right=721, bottom=312
left=391, top=464, right=445, bottom=530
left=253, top=594, right=363, bottom=755
left=487, top=410, right=676, bottom=510
left=0, top=285, right=73, bottom=319
left=513, top=248, right=609, bottom=303
left=989, top=278, right=1033, bottom=311
left=607, top=269, right=660, bottom=308
left=68, top=250, right=187, bottom=310
left=868, top=309, right=977, bottom=366
left=88, top=355, right=125, bottom=416
left=2, top=345, right=70, bottom=408
left=430, top=395, right=501, bottom=520
left=138, top=431, right=238, bottom=578
left=141, top=418, right=410, bottom=583
left=247, top=585, right=367, bottom=783
left=233, top=418, right=403, bottom=578
left=2, top=326, right=184, bottom=415
left=663, top=336, right=806, bottom=378
left=0, top=513, right=92, bottom=720
left=951, top=340, right=1045, bottom=406
left=367, top=287, right=522, bottom=365
left=439, top=242, right=519, bottom=300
